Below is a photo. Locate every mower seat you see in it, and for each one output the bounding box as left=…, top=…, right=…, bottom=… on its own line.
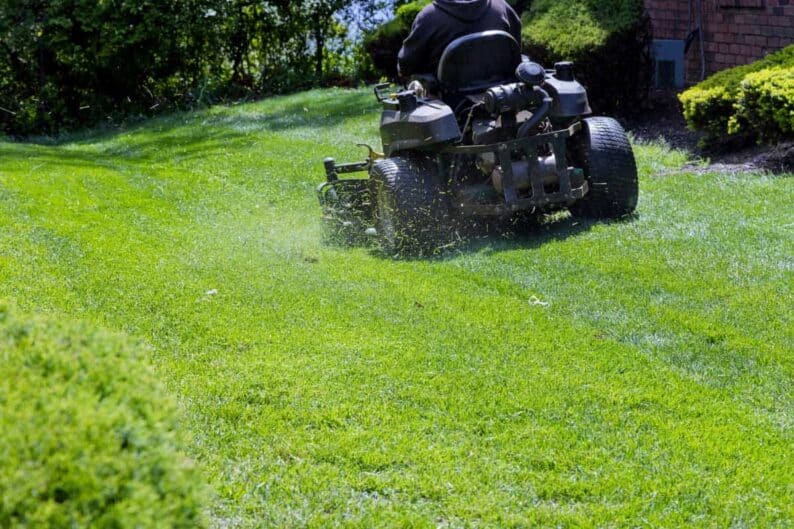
left=437, top=30, right=522, bottom=98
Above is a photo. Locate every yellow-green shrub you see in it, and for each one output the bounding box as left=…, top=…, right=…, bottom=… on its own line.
left=679, top=85, right=735, bottom=139
left=731, top=67, right=794, bottom=140
left=0, top=303, right=206, bottom=528
left=679, top=45, right=794, bottom=144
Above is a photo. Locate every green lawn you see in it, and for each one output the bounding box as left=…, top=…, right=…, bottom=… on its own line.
left=1, top=88, right=792, bottom=528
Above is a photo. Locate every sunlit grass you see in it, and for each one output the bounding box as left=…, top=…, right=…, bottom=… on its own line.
left=1, top=88, right=792, bottom=528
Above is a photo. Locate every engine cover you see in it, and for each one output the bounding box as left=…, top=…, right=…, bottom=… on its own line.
left=543, top=74, right=592, bottom=118
left=380, top=100, right=461, bottom=156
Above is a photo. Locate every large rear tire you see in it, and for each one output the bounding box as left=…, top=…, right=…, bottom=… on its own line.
left=569, top=117, right=638, bottom=219
left=370, top=153, right=450, bottom=255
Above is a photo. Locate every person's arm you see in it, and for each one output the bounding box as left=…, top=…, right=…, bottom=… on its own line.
left=397, top=10, right=433, bottom=78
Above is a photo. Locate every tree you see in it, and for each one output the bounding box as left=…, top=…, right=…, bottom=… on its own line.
left=0, top=0, right=221, bottom=134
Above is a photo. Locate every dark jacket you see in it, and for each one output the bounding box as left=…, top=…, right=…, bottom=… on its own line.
left=397, top=0, right=522, bottom=78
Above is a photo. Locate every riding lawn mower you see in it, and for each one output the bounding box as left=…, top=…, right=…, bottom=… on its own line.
left=318, top=30, right=638, bottom=254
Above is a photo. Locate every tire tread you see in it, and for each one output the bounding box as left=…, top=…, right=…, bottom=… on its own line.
left=370, top=154, right=448, bottom=254
left=570, top=117, right=638, bottom=218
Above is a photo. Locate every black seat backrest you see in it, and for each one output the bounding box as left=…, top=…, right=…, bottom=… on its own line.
left=437, top=31, right=521, bottom=96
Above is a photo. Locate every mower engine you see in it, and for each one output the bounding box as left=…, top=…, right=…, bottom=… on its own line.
left=468, top=61, right=592, bottom=196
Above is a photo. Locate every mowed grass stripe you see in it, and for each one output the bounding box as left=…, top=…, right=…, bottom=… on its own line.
left=1, top=88, right=792, bottom=527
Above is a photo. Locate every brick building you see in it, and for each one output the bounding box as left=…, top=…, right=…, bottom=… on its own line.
left=645, top=0, right=794, bottom=86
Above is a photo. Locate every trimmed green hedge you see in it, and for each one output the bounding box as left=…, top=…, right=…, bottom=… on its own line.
left=733, top=67, right=794, bottom=139
left=521, top=0, right=652, bottom=114
left=0, top=303, right=206, bottom=528
left=522, top=0, right=645, bottom=56
left=679, top=45, right=794, bottom=144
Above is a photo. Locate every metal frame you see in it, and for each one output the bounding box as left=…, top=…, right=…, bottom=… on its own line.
left=318, top=122, right=588, bottom=220
left=440, top=122, right=587, bottom=216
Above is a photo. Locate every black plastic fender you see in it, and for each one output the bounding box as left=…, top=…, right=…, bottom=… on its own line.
left=380, top=100, right=461, bottom=156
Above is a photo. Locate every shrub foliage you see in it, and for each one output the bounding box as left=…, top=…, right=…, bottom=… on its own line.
left=0, top=0, right=220, bottom=135
left=521, top=0, right=652, bottom=114
left=522, top=0, right=645, bottom=56
left=0, top=303, right=206, bottom=528
left=679, top=45, right=794, bottom=144
left=0, top=0, right=382, bottom=135
left=733, top=67, right=794, bottom=140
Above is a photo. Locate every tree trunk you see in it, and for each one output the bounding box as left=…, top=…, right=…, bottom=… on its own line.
left=313, top=15, right=324, bottom=81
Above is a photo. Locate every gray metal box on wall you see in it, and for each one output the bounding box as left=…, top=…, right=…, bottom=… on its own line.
left=652, top=39, right=686, bottom=88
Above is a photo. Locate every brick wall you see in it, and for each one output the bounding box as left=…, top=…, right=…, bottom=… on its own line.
left=646, top=0, right=794, bottom=82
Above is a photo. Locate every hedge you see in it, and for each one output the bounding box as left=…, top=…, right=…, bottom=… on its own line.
left=0, top=0, right=371, bottom=135
left=0, top=303, right=207, bottom=528
left=0, top=0, right=221, bottom=136
left=732, top=67, right=794, bottom=139
left=679, top=45, right=794, bottom=144
left=521, top=0, right=652, bottom=114
left=522, top=0, right=644, bottom=56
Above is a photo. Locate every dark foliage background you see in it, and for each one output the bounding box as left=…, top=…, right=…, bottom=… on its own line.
left=0, top=0, right=222, bottom=134
left=0, top=0, right=390, bottom=135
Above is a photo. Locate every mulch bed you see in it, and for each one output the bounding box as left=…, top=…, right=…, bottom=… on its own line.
left=623, top=89, right=794, bottom=174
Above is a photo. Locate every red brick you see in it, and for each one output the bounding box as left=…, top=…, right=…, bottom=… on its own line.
left=648, top=0, right=794, bottom=67
left=704, top=42, right=720, bottom=53
left=740, top=13, right=763, bottom=25
left=753, top=34, right=769, bottom=46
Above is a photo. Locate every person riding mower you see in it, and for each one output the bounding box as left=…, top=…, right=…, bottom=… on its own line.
left=318, top=28, right=638, bottom=255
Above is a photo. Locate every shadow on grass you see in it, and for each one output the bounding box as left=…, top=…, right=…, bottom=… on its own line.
left=0, top=143, right=115, bottom=170
left=459, top=216, right=599, bottom=256
left=199, top=89, right=378, bottom=133
left=0, top=92, right=375, bottom=169
left=356, top=213, right=638, bottom=262
left=10, top=89, right=375, bottom=149
left=438, top=215, right=615, bottom=260
left=93, top=89, right=376, bottom=164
